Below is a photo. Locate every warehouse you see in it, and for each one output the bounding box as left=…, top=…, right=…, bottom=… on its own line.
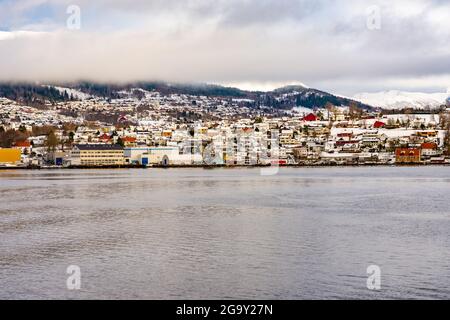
left=0, top=148, right=21, bottom=166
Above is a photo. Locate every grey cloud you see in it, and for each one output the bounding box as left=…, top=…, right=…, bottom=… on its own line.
left=1, top=0, right=449, bottom=95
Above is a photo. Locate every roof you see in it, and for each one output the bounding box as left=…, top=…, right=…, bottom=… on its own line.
left=14, top=140, right=31, bottom=148
left=337, top=133, right=353, bottom=137
left=99, top=133, right=111, bottom=140
left=421, top=142, right=437, bottom=150
left=75, top=144, right=123, bottom=151
left=396, top=148, right=421, bottom=156
left=374, top=121, right=386, bottom=128
left=303, top=113, right=318, bottom=121
left=122, top=136, right=137, bottom=142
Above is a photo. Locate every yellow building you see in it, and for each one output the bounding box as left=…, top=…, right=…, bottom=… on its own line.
left=416, top=131, right=437, bottom=138
left=162, top=130, right=173, bottom=138
left=70, top=144, right=124, bottom=166
left=0, top=149, right=21, bottom=165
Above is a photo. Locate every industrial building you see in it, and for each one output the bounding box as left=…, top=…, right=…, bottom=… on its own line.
left=0, top=148, right=21, bottom=165
left=70, top=144, right=124, bottom=166
left=124, top=147, right=202, bottom=166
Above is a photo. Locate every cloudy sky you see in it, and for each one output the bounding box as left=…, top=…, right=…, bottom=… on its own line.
left=0, top=0, right=449, bottom=95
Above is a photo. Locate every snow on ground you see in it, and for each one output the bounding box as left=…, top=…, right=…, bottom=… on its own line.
left=353, top=90, right=449, bottom=109
left=52, top=86, right=92, bottom=100
left=381, top=114, right=440, bottom=124
left=331, top=127, right=446, bottom=146
left=0, top=97, right=15, bottom=104
left=291, top=106, right=313, bottom=115
left=232, top=98, right=255, bottom=103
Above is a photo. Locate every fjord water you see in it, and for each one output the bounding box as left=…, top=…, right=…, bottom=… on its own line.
left=0, top=167, right=449, bottom=300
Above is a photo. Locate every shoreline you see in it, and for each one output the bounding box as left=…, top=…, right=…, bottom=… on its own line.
left=1, top=163, right=449, bottom=170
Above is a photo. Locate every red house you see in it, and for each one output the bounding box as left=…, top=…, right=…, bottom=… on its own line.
left=122, top=136, right=137, bottom=143
left=421, top=142, right=437, bottom=150
left=122, top=136, right=137, bottom=146
left=396, top=148, right=421, bottom=164
left=13, top=140, right=32, bottom=153
left=374, top=121, right=386, bottom=128
left=303, top=113, right=318, bottom=122
left=99, top=133, right=111, bottom=142
left=13, top=140, right=31, bottom=148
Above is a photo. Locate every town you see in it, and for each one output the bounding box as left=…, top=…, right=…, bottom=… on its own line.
left=1, top=89, right=450, bottom=168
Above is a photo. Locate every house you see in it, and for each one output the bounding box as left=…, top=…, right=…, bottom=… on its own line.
left=98, top=133, right=112, bottom=143
left=70, top=144, right=124, bottom=166
left=13, top=140, right=31, bottom=148
left=13, top=140, right=32, bottom=154
left=335, top=132, right=359, bottom=150
left=122, top=136, right=137, bottom=147
left=373, top=121, right=386, bottom=129
left=421, top=142, right=439, bottom=158
left=361, top=132, right=386, bottom=148
left=333, top=108, right=346, bottom=121
left=161, top=130, right=173, bottom=138
left=293, top=147, right=308, bottom=160
left=280, top=129, right=296, bottom=145
left=395, top=148, right=421, bottom=164
left=416, top=131, right=437, bottom=138
left=303, top=113, right=318, bottom=122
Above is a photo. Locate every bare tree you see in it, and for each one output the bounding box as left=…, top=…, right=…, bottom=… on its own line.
left=349, top=101, right=362, bottom=121
left=443, top=114, right=450, bottom=156
left=325, top=102, right=336, bottom=122
left=45, top=130, right=59, bottom=152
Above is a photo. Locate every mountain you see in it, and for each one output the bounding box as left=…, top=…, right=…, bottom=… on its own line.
left=353, top=90, right=449, bottom=110
left=0, top=83, right=69, bottom=106
left=73, top=82, right=249, bottom=99
left=268, top=84, right=372, bottom=110
left=0, top=82, right=372, bottom=111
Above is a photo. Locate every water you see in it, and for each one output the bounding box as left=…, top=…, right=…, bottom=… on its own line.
left=0, top=167, right=449, bottom=300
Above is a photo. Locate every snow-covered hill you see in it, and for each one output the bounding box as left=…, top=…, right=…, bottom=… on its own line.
left=52, top=86, right=92, bottom=100
left=353, top=90, right=449, bottom=109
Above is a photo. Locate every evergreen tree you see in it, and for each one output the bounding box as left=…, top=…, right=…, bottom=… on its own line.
left=117, top=137, right=125, bottom=147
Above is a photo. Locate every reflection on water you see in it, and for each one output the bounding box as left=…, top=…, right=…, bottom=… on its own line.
left=1, top=167, right=450, bottom=299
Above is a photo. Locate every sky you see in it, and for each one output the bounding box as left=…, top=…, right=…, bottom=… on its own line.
left=0, top=0, right=449, bottom=95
